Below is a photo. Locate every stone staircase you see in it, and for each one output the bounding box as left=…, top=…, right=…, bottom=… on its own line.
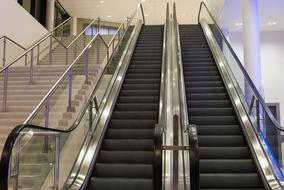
left=3, top=36, right=112, bottom=190
left=0, top=34, right=112, bottom=155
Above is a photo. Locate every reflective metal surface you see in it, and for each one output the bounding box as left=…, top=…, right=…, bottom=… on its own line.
left=200, top=19, right=283, bottom=190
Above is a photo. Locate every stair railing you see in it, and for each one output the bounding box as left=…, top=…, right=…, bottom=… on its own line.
left=0, top=36, right=27, bottom=67
left=0, top=2, right=145, bottom=189
left=23, top=18, right=132, bottom=125
left=0, top=16, right=104, bottom=113
left=0, top=17, right=72, bottom=112
left=198, top=2, right=284, bottom=189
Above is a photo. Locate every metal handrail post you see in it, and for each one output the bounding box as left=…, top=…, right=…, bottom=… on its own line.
left=3, top=37, right=6, bottom=66
left=74, top=40, right=77, bottom=59
left=68, top=69, right=73, bottom=112
left=66, top=48, right=68, bottom=65
left=96, top=42, right=100, bottom=65
left=98, top=17, right=101, bottom=34
left=85, top=48, right=89, bottom=84
left=53, top=134, right=60, bottom=190
left=49, top=36, right=53, bottom=65
left=29, top=48, right=34, bottom=84
left=37, top=44, right=40, bottom=64
left=45, top=96, right=50, bottom=129
left=25, top=54, right=27, bottom=66
left=2, top=69, right=8, bottom=112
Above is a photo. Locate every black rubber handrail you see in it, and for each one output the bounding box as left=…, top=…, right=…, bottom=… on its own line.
left=197, top=2, right=284, bottom=132
left=0, top=124, right=70, bottom=190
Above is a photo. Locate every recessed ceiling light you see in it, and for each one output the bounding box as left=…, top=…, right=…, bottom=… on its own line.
left=142, top=0, right=146, bottom=2
left=99, top=0, right=104, bottom=3
left=235, top=22, right=243, bottom=26
left=107, top=15, right=111, bottom=18
left=268, top=21, right=277, bottom=25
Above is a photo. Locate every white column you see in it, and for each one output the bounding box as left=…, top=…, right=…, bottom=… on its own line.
left=46, top=0, right=55, bottom=31
left=242, top=0, right=262, bottom=92
left=71, top=16, right=78, bottom=36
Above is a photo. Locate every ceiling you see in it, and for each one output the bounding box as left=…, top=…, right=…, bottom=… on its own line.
left=59, top=0, right=284, bottom=31
left=58, top=0, right=202, bottom=25
left=219, top=0, right=284, bottom=32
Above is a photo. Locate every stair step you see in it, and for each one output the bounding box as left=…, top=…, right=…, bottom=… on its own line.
left=88, top=178, right=152, bottom=190
left=200, top=159, right=256, bottom=173
left=94, top=163, right=153, bottom=178
left=97, top=151, right=153, bottom=164
left=200, top=173, right=261, bottom=188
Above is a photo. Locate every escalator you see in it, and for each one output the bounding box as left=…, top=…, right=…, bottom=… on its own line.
left=179, top=24, right=264, bottom=189
left=87, top=25, right=164, bottom=190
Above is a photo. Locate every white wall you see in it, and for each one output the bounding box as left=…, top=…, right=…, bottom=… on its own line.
left=0, top=0, right=47, bottom=47
left=229, top=31, right=284, bottom=125
left=203, top=0, right=226, bottom=20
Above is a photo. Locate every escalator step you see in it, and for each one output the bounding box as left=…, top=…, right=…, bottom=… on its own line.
left=188, top=100, right=231, bottom=108
left=101, top=139, right=153, bottom=151
left=198, top=136, right=246, bottom=147
left=88, top=178, right=152, bottom=190
left=200, top=173, right=261, bottom=188
left=187, top=93, right=228, bottom=100
left=109, top=119, right=156, bottom=129
left=200, top=159, right=256, bottom=173
left=190, top=116, right=239, bottom=125
left=105, top=129, right=154, bottom=139
left=112, top=111, right=158, bottom=120
left=115, top=103, right=158, bottom=111
left=197, top=125, right=241, bottom=135
left=186, top=87, right=225, bottom=93
left=97, top=151, right=153, bottom=164
left=94, top=163, right=153, bottom=178
left=188, top=108, right=234, bottom=116
left=117, top=96, right=159, bottom=103
left=199, top=147, right=251, bottom=159
left=120, top=90, right=159, bottom=96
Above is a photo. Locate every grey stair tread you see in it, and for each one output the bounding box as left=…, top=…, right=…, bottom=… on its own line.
left=199, top=147, right=251, bottom=159
left=200, top=173, right=261, bottom=188
left=200, top=159, right=256, bottom=173
left=88, top=178, right=152, bottom=190
left=97, top=151, right=153, bottom=164
left=94, top=163, right=153, bottom=178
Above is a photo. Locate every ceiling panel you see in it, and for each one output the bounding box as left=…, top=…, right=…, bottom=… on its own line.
left=59, top=0, right=202, bottom=25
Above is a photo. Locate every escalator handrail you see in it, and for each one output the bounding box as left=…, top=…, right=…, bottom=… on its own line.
left=197, top=2, right=284, bottom=132
left=55, top=0, right=70, bottom=18
left=0, top=124, right=68, bottom=190
left=173, top=3, right=200, bottom=190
